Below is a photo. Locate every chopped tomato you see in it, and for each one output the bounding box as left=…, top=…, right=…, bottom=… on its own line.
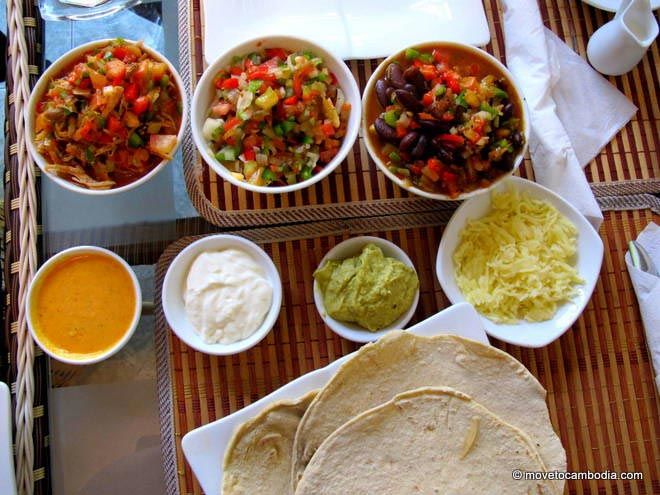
left=247, top=68, right=276, bottom=82
left=419, top=64, right=438, bottom=81
left=132, top=60, right=149, bottom=85
left=410, top=164, right=423, bottom=175
left=124, top=83, right=138, bottom=102
left=441, top=111, right=454, bottom=122
left=283, top=95, right=298, bottom=105
left=395, top=124, right=408, bottom=138
left=422, top=91, right=434, bottom=106
left=230, top=66, right=243, bottom=75
left=442, top=170, right=458, bottom=183
left=132, top=96, right=150, bottom=115
left=224, top=117, right=242, bottom=132
left=243, top=148, right=256, bottom=161
left=436, top=134, right=465, bottom=148
left=220, top=77, right=239, bottom=90
left=77, top=120, right=97, bottom=141
left=432, top=49, right=444, bottom=63
left=148, top=135, right=178, bottom=158
left=320, top=122, right=335, bottom=137
left=106, top=115, right=124, bottom=134
left=443, top=71, right=461, bottom=93
left=293, top=64, right=314, bottom=97
left=112, top=46, right=130, bottom=60
left=265, top=48, right=288, bottom=60
left=105, top=59, right=126, bottom=84
left=427, top=158, right=443, bottom=173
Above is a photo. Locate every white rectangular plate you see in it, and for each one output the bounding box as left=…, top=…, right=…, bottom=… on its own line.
left=182, top=302, right=488, bottom=494
left=1, top=382, right=17, bottom=495
left=202, top=0, right=491, bottom=64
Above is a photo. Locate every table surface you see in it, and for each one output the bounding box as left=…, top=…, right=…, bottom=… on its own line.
left=28, top=1, right=659, bottom=494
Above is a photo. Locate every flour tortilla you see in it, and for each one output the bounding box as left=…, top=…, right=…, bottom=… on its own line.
left=295, top=387, right=559, bottom=495
left=292, top=331, right=565, bottom=491
left=223, top=391, right=316, bottom=495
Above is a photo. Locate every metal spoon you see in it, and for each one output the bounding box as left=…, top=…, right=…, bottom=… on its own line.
left=628, top=240, right=658, bottom=276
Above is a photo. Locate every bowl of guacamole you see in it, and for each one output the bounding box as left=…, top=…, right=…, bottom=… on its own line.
left=313, top=236, right=420, bottom=342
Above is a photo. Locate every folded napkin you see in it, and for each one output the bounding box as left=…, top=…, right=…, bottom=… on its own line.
left=625, top=223, right=660, bottom=391
left=501, top=0, right=638, bottom=229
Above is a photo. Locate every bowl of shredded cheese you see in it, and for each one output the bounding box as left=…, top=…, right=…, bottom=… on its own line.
left=436, top=176, right=603, bottom=348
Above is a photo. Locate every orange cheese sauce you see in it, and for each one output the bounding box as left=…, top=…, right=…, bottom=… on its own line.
left=30, top=253, right=137, bottom=360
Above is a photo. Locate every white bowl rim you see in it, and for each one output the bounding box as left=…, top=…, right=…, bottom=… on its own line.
left=25, top=38, right=188, bottom=196
left=26, top=245, right=143, bottom=365
left=161, top=234, right=283, bottom=355
left=361, top=40, right=531, bottom=201
left=190, top=34, right=362, bottom=194
left=436, top=176, right=604, bottom=347
left=313, top=235, right=420, bottom=343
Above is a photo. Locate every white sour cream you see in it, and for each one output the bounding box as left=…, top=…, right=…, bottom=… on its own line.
left=184, top=249, right=273, bottom=344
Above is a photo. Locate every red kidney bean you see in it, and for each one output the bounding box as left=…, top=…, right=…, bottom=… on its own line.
left=394, top=89, right=424, bottom=112
left=374, top=118, right=398, bottom=141
left=375, top=79, right=390, bottom=108
left=403, top=66, right=427, bottom=96
left=386, top=63, right=406, bottom=89
left=399, top=131, right=420, bottom=152
left=411, top=134, right=429, bottom=157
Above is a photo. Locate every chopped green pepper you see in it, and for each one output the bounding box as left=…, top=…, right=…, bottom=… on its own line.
left=128, top=133, right=143, bottom=147
left=300, top=166, right=313, bottom=181
left=405, top=48, right=421, bottom=60
left=480, top=102, right=500, bottom=118
left=435, top=84, right=447, bottom=97
left=85, top=147, right=95, bottom=163
left=160, top=74, right=170, bottom=88
left=262, top=168, right=276, bottom=184
left=419, top=52, right=434, bottom=63
left=281, top=118, right=296, bottom=134
left=383, top=109, right=400, bottom=127
left=455, top=90, right=468, bottom=108
left=247, top=80, right=263, bottom=92
left=273, top=123, right=284, bottom=136
left=388, top=151, right=401, bottom=162
left=492, top=87, right=509, bottom=99
left=215, top=146, right=237, bottom=162
left=302, top=135, right=314, bottom=145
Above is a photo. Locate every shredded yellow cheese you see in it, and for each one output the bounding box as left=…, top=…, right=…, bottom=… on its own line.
left=453, top=189, right=584, bottom=323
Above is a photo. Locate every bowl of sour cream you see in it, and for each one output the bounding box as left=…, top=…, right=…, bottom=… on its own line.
left=162, top=235, right=283, bottom=355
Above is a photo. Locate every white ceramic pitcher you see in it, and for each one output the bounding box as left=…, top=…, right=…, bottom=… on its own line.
left=587, top=0, right=659, bottom=75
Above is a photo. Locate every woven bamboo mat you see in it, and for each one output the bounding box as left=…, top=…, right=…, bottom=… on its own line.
left=178, top=0, right=659, bottom=227
left=155, top=207, right=660, bottom=495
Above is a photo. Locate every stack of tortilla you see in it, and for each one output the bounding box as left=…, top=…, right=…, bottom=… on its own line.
left=222, top=331, right=566, bottom=494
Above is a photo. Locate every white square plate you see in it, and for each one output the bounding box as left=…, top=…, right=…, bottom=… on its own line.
left=182, top=302, right=487, bottom=493
left=202, top=0, right=490, bottom=63
left=436, top=176, right=604, bottom=348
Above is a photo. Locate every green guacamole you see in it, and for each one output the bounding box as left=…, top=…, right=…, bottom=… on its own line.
left=314, top=243, right=419, bottom=331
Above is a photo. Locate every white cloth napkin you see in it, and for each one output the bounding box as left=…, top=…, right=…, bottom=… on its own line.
left=625, top=223, right=660, bottom=391
left=501, top=0, right=638, bottom=230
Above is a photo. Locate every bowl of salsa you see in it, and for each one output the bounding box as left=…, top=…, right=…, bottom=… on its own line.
left=191, top=35, right=361, bottom=194
left=363, top=41, right=529, bottom=201
left=26, top=38, right=187, bottom=194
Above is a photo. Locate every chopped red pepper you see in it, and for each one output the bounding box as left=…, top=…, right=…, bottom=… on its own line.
left=436, top=134, right=465, bottom=148
left=410, top=164, right=422, bottom=175
left=247, top=69, right=275, bottom=82
left=395, top=124, right=408, bottom=138
left=432, top=49, right=444, bottom=63
left=443, top=170, right=458, bottom=183
left=107, top=115, right=123, bottom=134
left=422, top=91, right=434, bottom=106
left=265, top=48, right=288, bottom=60
left=283, top=95, right=298, bottom=105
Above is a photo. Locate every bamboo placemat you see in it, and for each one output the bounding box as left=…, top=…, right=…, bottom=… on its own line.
left=177, top=0, right=659, bottom=227
left=155, top=207, right=660, bottom=495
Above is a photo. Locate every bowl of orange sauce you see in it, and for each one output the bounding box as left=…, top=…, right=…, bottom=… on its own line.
left=26, top=246, right=142, bottom=364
